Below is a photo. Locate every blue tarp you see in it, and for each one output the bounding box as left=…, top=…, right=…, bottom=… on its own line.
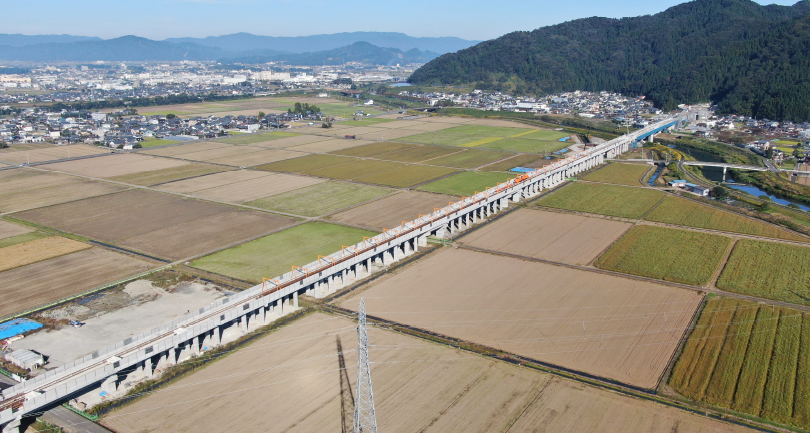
left=510, top=167, right=535, bottom=173
left=558, top=137, right=569, bottom=142
left=0, top=318, right=43, bottom=340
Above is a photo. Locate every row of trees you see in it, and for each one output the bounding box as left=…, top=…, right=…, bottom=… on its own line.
left=47, top=92, right=254, bottom=112
left=287, top=102, right=321, bottom=115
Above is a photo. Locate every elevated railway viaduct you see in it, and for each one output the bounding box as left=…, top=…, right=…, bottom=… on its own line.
left=0, top=116, right=680, bottom=432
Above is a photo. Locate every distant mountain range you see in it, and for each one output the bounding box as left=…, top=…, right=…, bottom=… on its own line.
left=0, top=31, right=477, bottom=63
left=410, top=0, right=810, bottom=122
left=165, top=32, right=477, bottom=55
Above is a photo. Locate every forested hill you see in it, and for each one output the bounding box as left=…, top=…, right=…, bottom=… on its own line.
left=409, top=0, right=810, bottom=121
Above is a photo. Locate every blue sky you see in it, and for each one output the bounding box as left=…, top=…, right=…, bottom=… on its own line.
left=2, top=0, right=799, bottom=41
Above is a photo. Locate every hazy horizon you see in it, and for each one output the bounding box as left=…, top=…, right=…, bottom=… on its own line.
left=1, top=0, right=797, bottom=42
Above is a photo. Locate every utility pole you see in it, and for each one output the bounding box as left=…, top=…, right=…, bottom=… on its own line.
left=354, top=299, right=378, bottom=433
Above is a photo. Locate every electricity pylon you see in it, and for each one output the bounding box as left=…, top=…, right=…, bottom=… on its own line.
left=353, top=298, right=378, bottom=433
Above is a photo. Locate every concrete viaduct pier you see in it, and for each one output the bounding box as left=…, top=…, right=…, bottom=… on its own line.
left=0, top=116, right=681, bottom=433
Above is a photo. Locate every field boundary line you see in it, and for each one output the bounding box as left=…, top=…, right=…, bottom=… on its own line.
left=707, top=239, right=739, bottom=289
left=316, top=190, right=402, bottom=219
left=640, top=194, right=669, bottom=220
left=656, top=295, right=709, bottom=393
left=320, top=303, right=786, bottom=433
left=406, top=169, right=464, bottom=189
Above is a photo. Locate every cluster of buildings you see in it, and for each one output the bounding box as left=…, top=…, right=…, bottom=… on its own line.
left=0, top=61, right=413, bottom=106
left=0, top=107, right=323, bottom=148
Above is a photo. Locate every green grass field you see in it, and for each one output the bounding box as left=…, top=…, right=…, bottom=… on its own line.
left=0, top=231, right=49, bottom=249
left=255, top=154, right=354, bottom=173
left=417, top=171, right=514, bottom=196
left=244, top=181, right=391, bottom=217
left=535, top=182, right=665, bottom=219
left=190, top=222, right=377, bottom=283
left=140, top=138, right=178, bottom=148
left=717, top=240, right=810, bottom=306
left=582, top=163, right=650, bottom=186
left=645, top=196, right=807, bottom=241
left=670, top=297, right=810, bottom=429
left=402, top=125, right=570, bottom=153
left=594, top=225, right=731, bottom=286
left=480, top=154, right=549, bottom=172
left=355, top=165, right=459, bottom=188
left=332, top=142, right=418, bottom=158
left=379, top=146, right=460, bottom=163
left=427, top=149, right=513, bottom=169
left=216, top=131, right=298, bottom=144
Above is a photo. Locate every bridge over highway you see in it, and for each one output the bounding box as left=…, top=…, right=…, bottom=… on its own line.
left=0, top=116, right=682, bottom=433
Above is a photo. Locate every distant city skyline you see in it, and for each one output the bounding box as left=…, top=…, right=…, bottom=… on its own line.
left=1, top=0, right=798, bottom=42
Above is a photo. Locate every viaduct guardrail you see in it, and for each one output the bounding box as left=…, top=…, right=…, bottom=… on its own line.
left=0, top=116, right=680, bottom=432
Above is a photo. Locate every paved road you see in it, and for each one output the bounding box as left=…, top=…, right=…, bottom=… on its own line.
left=40, top=406, right=111, bottom=433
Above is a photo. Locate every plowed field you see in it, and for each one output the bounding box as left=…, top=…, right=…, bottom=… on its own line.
left=339, top=248, right=702, bottom=389
left=329, top=191, right=457, bottom=231
left=101, top=312, right=747, bottom=433
left=460, top=209, right=632, bottom=265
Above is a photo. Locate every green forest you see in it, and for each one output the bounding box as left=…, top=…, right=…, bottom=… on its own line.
left=410, top=0, right=810, bottom=121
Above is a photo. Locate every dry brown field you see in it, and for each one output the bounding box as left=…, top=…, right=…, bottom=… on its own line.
left=166, top=144, right=260, bottom=162
left=189, top=173, right=325, bottom=204
left=0, top=248, right=153, bottom=318
left=107, top=163, right=228, bottom=186
left=329, top=191, right=457, bottom=231
left=340, top=248, right=702, bottom=389
left=0, top=220, right=32, bottom=239
left=39, top=153, right=189, bottom=178
left=156, top=170, right=272, bottom=193
left=421, top=116, right=474, bottom=124
left=460, top=209, right=632, bottom=265
left=0, top=169, right=126, bottom=214
left=0, top=236, right=90, bottom=272
left=14, top=190, right=299, bottom=260
left=246, top=134, right=332, bottom=149
left=0, top=144, right=108, bottom=164
left=396, top=122, right=460, bottom=133
left=207, top=149, right=305, bottom=167
left=142, top=142, right=230, bottom=157
left=101, top=312, right=745, bottom=433
left=289, top=138, right=373, bottom=153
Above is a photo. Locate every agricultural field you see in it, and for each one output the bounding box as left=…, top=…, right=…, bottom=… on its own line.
left=190, top=222, right=376, bottom=283
left=376, top=145, right=460, bottom=163
left=0, top=168, right=127, bottom=213
left=0, top=220, right=32, bottom=240
left=480, top=153, right=553, bottom=172
left=417, top=171, right=514, bottom=196
left=354, top=164, right=458, bottom=188
left=0, top=144, right=109, bottom=165
left=594, top=225, right=731, bottom=286
left=645, top=196, right=807, bottom=242
left=39, top=153, right=190, bottom=178
left=107, top=163, right=228, bottom=186
left=329, top=191, right=457, bottom=231
left=669, top=297, right=810, bottom=430
left=14, top=190, right=298, bottom=260
left=331, top=141, right=418, bottom=158
left=582, top=163, right=651, bottom=186
left=244, top=181, right=393, bottom=217
left=157, top=170, right=324, bottom=205
left=255, top=154, right=355, bottom=173
left=460, top=209, right=632, bottom=265
left=0, top=231, right=49, bottom=249
left=215, top=131, right=299, bottom=144
left=535, top=182, right=665, bottom=219
left=102, top=312, right=747, bottom=433
left=426, top=148, right=513, bottom=169
left=716, top=240, right=810, bottom=306
left=0, top=236, right=90, bottom=272
left=340, top=248, right=702, bottom=389
left=402, top=125, right=570, bottom=153
left=139, top=138, right=178, bottom=148
left=288, top=137, right=372, bottom=153
left=0, top=248, right=153, bottom=319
